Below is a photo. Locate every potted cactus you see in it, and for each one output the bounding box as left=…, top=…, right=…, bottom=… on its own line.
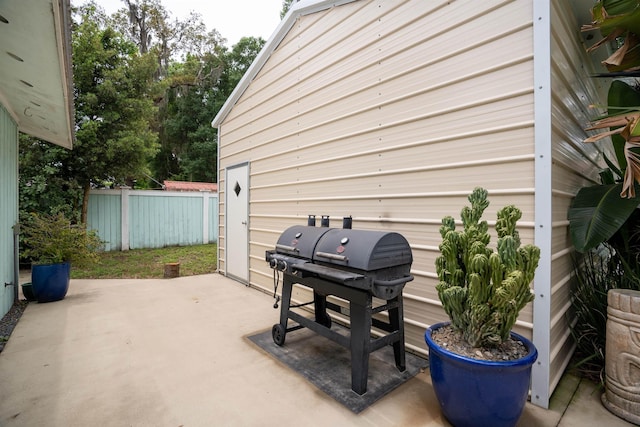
left=424, top=187, right=540, bottom=427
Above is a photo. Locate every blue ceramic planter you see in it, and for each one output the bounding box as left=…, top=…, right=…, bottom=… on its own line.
left=425, top=322, right=538, bottom=427
left=31, top=262, right=71, bottom=303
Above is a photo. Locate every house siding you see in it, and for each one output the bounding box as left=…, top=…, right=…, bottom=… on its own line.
left=216, top=0, right=607, bottom=407
left=544, top=0, right=609, bottom=401
left=0, top=104, right=19, bottom=317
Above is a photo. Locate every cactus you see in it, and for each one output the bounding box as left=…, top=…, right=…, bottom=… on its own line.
left=435, top=188, right=540, bottom=347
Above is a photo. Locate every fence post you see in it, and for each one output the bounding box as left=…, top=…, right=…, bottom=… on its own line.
left=121, top=187, right=130, bottom=251
left=202, top=191, right=210, bottom=244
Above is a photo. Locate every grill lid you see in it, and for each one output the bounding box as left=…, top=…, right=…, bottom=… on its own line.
left=273, top=225, right=331, bottom=260
left=313, top=229, right=412, bottom=271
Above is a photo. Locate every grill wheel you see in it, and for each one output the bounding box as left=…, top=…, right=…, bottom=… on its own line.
left=272, top=323, right=286, bottom=346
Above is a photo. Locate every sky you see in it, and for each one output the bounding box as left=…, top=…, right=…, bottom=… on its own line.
left=80, top=0, right=285, bottom=46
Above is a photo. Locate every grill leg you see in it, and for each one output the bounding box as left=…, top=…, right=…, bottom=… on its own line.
left=389, top=295, right=406, bottom=371
left=274, top=276, right=294, bottom=343
left=349, top=295, right=372, bottom=395
left=313, top=291, right=332, bottom=328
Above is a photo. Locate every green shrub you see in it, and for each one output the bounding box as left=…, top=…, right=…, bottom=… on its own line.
left=570, top=247, right=640, bottom=384
left=21, top=212, right=104, bottom=267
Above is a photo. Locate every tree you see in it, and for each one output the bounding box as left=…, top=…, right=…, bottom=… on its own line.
left=281, top=0, right=297, bottom=18
left=104, top=0, right=229, bottom=184
left=110, top=0, right=222, bottom=78
left=152, top=36, right=265, bottom=183
left=18, top=135, right=83, bottom=223
left=224, top=36, right=265, bottom=84
left=154, top=54, right=221, bottom=182
left=20, top=1, right=267, bottom=225
left=70, top=3, right=159, bottom=221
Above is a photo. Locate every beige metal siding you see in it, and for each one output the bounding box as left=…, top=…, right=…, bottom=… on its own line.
left=548, top=0, right=609, bottom=396
left=219, top=0, right=536, bottom=358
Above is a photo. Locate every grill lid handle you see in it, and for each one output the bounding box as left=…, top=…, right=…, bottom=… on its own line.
left=276, top=244, right=299, bottom=252
left=373, top=275, right=414, bottom=287
left=315, top=251, right=347, bottom=262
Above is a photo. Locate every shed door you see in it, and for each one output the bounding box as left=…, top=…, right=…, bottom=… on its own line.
left=225, top=163, right=249, bottom=282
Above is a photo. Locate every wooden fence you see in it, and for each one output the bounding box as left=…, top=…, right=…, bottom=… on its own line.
left=87, top=188, right=218, bottom=251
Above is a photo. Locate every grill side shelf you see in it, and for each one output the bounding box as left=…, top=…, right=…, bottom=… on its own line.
left=292, top=262, right=366, bottom=285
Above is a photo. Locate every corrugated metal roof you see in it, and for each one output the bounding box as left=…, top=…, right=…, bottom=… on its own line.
left=163, top=180, right=218, bottom=192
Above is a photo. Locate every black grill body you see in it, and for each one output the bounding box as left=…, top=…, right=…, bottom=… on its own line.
left=266, top=220, right=413, bottom=395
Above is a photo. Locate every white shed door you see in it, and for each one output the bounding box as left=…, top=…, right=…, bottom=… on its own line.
left=225, top=163, right=249, bottom=282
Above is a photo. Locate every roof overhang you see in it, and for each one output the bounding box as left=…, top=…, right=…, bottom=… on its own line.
left=211, top=0, right=357, bottom=128
left=0, top=0, right=75, bottom=149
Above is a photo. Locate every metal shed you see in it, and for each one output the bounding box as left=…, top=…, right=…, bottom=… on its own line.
left=212, top=0, right=607, bottom=408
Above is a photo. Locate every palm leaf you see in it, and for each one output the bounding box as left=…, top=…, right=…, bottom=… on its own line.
left=583, top=1, right=640, bottom=72
left=568, top=183, right=640, bottom=252
left=587, top=0, right=640, bottom=37
left=603, top=152, right=623, bottom=181
left=609, top=80, right=640, bottom=170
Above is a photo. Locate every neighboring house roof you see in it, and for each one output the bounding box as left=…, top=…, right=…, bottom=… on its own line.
left=0, top=0, right=75, bottom=149
left=163, top=180, right=218, bottom=192
left=211, top=0, right=357, bottom=127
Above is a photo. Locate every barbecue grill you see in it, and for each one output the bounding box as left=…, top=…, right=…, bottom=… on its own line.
left=266, top=215, right=414, bottom=395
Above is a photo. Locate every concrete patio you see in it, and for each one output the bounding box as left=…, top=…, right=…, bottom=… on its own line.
left=0, top=274, right=634, bottom=426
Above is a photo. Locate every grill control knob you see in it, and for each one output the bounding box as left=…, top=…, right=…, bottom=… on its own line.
left=295, top=232, right=302, bottom=238
left=269, top=257, right=288, bottom=271
left=341, top=237, right=349, bottom=245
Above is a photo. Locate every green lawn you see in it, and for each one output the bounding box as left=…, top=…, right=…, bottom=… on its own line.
left=71, top=244, right=217, bottom=279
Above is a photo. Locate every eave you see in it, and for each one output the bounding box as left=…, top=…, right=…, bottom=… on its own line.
left=0, top=0, right=75, bottom=149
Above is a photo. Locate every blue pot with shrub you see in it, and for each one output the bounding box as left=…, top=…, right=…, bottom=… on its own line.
left=22, top=213, right=103, bottom=303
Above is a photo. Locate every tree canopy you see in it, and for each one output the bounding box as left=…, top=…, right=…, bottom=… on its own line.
left=19, top=0, right=267, bottom=223
left=72, top=5, right=160, bottom=216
